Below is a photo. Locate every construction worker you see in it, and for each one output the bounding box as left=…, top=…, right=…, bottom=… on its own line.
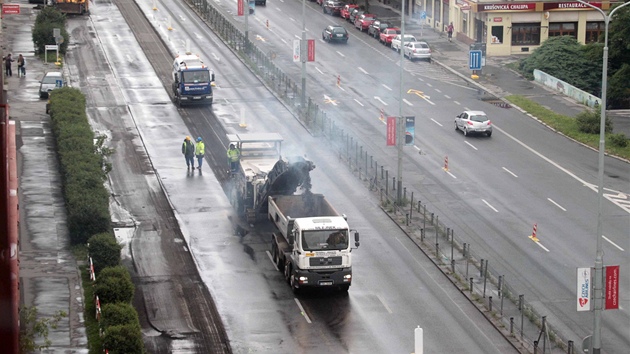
left=227, top=143, right=240, bottom=172
left=195, top=137, right=205, bottom=170
left=182, top=136, right=195, bottom=170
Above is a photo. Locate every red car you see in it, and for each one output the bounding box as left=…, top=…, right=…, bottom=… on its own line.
left=379, top=27, right=401, bottom=46
left=354, top=14, right=376, bottom=32
left=341, top=4, right=359, bottom=20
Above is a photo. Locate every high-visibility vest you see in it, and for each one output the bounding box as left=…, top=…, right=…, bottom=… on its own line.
left=227, top=148, right=240, bottom=162
left=196, top=141, right=205, bottom=155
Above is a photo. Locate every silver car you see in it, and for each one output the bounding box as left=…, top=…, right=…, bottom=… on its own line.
left=391, top=34, right=416, bottom=52
left=403, top=41, right=431, bottom=62
left=455, top=110, right=493, bottom=137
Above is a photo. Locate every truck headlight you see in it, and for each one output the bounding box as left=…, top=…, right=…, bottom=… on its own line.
left=299, top=276, right=308, bottom=284
left=343, top=274, right=352, bottom=282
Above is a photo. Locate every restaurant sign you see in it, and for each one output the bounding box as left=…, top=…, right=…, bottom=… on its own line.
left=477, top=3, right=536, bottom=12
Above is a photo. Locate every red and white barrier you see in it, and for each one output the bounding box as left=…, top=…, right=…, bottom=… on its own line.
left=529, top=223, right=539, bottom=242
left=443, top=155, right=449, bottom=171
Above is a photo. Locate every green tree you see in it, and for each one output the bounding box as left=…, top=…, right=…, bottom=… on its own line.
left=102, top=324, right=144, bottom=354
left=19, top=306, right=66, bottom=353
left=88, top=233, right=121, bottom=274
left=32, top=7, right=69, bottom=55
left=519, top=36, right=601, bottom=94
left=101, top=303, right=140, bottom=330
left=606, top=2, right=630, bottom=108
left=95, top=266, right=134, bottom=304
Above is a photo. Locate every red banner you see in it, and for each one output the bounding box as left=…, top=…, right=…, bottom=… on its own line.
left=307, top=40, right=315, bottom=62
left=386, top=117, right=396, bottom=146
left=605, top=265, right=619, bottom=310
left=237, top=0, right=243, bottom=16
left=2, top=4, right=20, bottom=15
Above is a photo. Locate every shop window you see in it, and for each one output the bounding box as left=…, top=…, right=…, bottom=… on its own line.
left=511, top=23, right=541, bottom=45
left=549, top=22, right=577, bottom=38
left=434, top=0, right=441, bottom=22
left=491, top=26, right=503, bottom=43
left=586, top=22, right=604, bottom=43
left=462, top=12, right=468, bottom=35
left=426, top=0, right=432, bottom=18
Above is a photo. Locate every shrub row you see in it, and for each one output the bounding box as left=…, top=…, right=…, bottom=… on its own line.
left=49, top=87, right=144, bottom=353
left=32, top=7, right=69, bottom=55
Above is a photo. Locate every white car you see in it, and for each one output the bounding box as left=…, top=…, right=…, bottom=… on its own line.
left=39, top=71, right=63, bottom=99
left=455, top=110, right=493, bottom=137
left=403, top=41, right=431, bottom=62
left=391, top=34, right=417, bottom=52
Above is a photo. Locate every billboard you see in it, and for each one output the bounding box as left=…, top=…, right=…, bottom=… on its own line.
left=605, top=265, right=619, bottom=310
left=386, top=117, right=396, bottom=146
left=577, top=267, right=591, bottom=312
left=405, top=116, right=415, bottom=146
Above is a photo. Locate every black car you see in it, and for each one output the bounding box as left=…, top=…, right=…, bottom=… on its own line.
left=323, top=0, right=344, bottom=16
left=348, top=9, right=363, bottom=24
left=322, top=25, right=349, bottom=43
left=367, top=20, right=390, bottom=39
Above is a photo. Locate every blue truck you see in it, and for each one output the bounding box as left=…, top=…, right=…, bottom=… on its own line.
left=171, top=53, right=215, bottom=107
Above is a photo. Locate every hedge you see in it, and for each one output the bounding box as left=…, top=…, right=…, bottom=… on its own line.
left=101, top=303, right=140, bottom=330
left=88, top=234, right=121, bottom=274
left=102, top=324, right=144, bottom=354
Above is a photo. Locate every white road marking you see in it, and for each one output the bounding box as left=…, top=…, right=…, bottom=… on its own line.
left=444, top=95, right=451, bottom=99
left=212, top=53, right=220, bottom=61
left=376, top=294, right=393, bottom=314
left=418, top=77, right=424, bottom=81
left=183, top=246, right=189, bottom=252
left=414, top=145, right=421, bottom=150
left=281, top=38, right=287, bottom=44
left=374, top=96, right=388, bottom=106
left=602, top=235, right=625, bottom=251
left=431, top=118, right=442, bottom=126
left=337, top=51, right=345, bottom=57
left=354, top=98, right=364, bottom=106
left=535, top=242, right=550, bottom=252
left=359, top=67, right=368, bottom=74
left=482, top=199, right=498, bottom=212
left=453, top=101, right=461, bottom=105
left=294, top=298, right=312, bottom=323
left=403, top=99, right=413, bottom=106
left=464, top=107, right=471, bottom=111
left=447, top=171, right=457, bottom=179
left=316, top=67, right=324, bottom=75
left=435, top=88, right=442, bottom=93
left=265, top=250, right=279, bottom=271
left=382, top=84, right=392, bottom=91
left=427, top=83, right=433, bottom=87
left=547, top=198, right=567, bottom=211
left=464, top=141, right=478, bottom=150
left=338, top=85, right=346, bottom=92
left=502, top=167, right=518, bottom=178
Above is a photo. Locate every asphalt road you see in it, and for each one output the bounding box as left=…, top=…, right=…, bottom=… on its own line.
left=62, top=0, right=523, bottom=352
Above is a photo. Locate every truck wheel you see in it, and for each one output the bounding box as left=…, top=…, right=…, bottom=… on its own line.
left=339, top=284, right=350, bottom=292
left=289, top=274, right=301, bottom=294
left=272, top=245, right=284, bottom=271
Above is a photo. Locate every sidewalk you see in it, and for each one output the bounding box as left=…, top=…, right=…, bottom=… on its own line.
left=3, top=4, right=88, bottom=353
left=368, top=2, right=630, bottom=138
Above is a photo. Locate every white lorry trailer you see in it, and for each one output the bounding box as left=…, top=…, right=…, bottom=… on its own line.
left=269, top=194, right=360, bottom=293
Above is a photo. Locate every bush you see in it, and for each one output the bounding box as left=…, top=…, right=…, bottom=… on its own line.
left=88, top=234, right=121, bottom=274
left=102, top=324, right=144, bottom=354
left=32, top=8, right=69, bottom=55
left=98, top=266, right=132, bottom=282
left=576, top=109, right=612, bottom=134
left=608, top=133, right=628, bottom=148
left=101, top=303, right=140, bottom=330
left=95, top=274, right=134, bottom=304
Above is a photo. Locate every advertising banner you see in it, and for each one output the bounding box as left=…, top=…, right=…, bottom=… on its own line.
left=237, top=0, right=243, bottom=16
left=605, top=265, right=619, bottom=310
left=307, top=39, right=315, bottom=62
left=2, top=4, right=20, bottom=15
left=405, top=116, right=415, bottom=146
left=386, top=117, right=396, bottom=146
left=577, top=267, right=591, bottom=312
left=293, top=40, right=300, bottom=63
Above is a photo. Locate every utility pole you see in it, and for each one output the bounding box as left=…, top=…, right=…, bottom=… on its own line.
left=396, top=0, right=406, bottom=204
left=300, top=0, right=306, bottom=110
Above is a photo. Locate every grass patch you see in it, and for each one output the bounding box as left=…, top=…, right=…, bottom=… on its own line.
left=80, top=266, right=104, bottom=354
left=505, top=95, right=630, bottom=160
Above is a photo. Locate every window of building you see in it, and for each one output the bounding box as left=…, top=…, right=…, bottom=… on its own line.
left=549, top=22, right=577, bottom=38
left=585, top=22, right=604, bottom=43
left=434, top=0, right=441, bottom=23
left=462, top=12, right=468, bottom=35
left=491, top=26, right=503, bottom=43
left=511, top=23, right=541, bottom=45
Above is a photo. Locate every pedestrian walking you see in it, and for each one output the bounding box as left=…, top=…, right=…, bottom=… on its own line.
left=447, top=22, right=454, bottom=42
left=182, top=136, right=196, bottom=170
left=227, top=143, right=240, bottom=173
left=195, top=137, right=205, bottom=170
left=4, top=53, right=14, bottom=77
left=17, top=54, right=25, bottom=78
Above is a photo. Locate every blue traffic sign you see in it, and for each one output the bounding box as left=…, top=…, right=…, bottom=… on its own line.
left=469, top=50, right=482, bottom=70
left=420, top=11, right=427, bottom=20
left=55, top=79, right=63, bottom=88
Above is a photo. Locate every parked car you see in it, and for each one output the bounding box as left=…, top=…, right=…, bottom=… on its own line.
left=455, top=110, right=493, bottom=137
left=391, top=34, right=417, bottom=52
left=368, top=20, right=391, bottom=39
left=403, top=41, right=432, bottom=62
left=348, top=8, right=363, bottom=24
left=323, top=0, right=344, bottom=15
left=354, top=14, right=377, bottom=32
left=322, top=25, right=349, bottom=43
left=379, top=27, right=401, bottom=46
left=340, top=4, right=359, bottom=20
left=39, top=71, right=63, bottom=99
left=255, top=0, right=266, bottom=5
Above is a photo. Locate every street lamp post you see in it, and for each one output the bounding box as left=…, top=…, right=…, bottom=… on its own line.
left=575, top=1, right=630, bottom=353
left=300, top=0, right=306, bottom=110
left=396, top=0, right=406, bottom=204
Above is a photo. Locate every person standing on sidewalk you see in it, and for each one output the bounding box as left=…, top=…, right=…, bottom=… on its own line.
left=182, top=136, right=196, bottom=170
left=447, top=22, right=454, bottom=42
left=17, top=54, right=26, bottom=77
left=195, top=137, right=205, bottom=170
left=5, top=53, right=14, bottom=77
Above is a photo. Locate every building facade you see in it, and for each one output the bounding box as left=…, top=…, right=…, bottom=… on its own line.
left=416, top=0, right=610, bottom=56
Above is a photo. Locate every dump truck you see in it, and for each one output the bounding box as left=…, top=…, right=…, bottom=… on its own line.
left=269, top=194, right=360, bottom=293
left=172, top=52, right=215, bottom=107
left=53, top=0, right=89, bottom=15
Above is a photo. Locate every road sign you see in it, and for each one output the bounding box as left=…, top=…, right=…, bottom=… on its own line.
left=469, top=50, right=482, bottom=70
left=420, top=11, right=427, bottom=20
left=2, top=4, right=20, bottom=15
left=55, top=79, right=63, bottom=88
